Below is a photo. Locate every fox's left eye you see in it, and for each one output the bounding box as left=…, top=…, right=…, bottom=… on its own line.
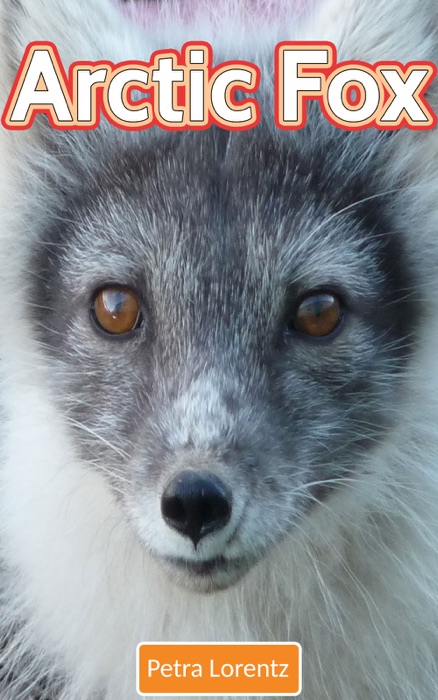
left=290, top=291, right=344, bottom=338
left=91, top=286, right=142, bottom=335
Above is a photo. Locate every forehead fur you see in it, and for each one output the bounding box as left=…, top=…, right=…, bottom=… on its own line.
left=30, top=119, right=416, bottom=366
left=37, top=122, right=383, bottom=285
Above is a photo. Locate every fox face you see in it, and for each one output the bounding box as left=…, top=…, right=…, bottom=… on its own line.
left=28, top=121, right=416, bottom=591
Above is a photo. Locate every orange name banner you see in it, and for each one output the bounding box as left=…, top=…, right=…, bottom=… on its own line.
left=137, top=642, right=301, bottom=696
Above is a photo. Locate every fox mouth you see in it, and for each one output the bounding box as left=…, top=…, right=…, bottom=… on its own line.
left=162, top=554, right=252, bottom=591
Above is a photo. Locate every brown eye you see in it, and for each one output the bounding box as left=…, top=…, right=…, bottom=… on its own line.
left=292, top=292, right=343, bottom=338
left=92, top=286, right=142, bottom=335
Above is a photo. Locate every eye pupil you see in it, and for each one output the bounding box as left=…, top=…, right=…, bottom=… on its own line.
left=293, top=292, right=343, bottom=338
left=92, top=286, right=141, bottom=335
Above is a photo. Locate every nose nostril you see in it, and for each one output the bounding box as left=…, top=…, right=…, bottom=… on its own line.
left=161, top=471, right=232, bottom=547
left=163, top=495, right=187, bottom=524
left=203, top=494, right=231, bottom=523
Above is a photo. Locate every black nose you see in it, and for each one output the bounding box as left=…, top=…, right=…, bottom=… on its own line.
left=161, top=471, right=232, bottom=548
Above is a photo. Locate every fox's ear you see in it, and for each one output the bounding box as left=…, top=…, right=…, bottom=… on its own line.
left=307, top=0, right=438, bottom=143
left=0, top=0, right=148, bottom=229
left=0, top=0, right=151, bottom=137
left=311, top=0, right=438, bottom=65
left=0, top=0, right=153, bottom=189
left=302, top=0, right=438, bottom=263
left=1, top=0, right=147, bottom=79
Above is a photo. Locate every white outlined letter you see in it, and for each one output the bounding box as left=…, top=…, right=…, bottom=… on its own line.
left=151, top=56, right=184, bottom=124
left=276, top=44, right=333, bottom=127
left=325, top=68, right=381, bottom=126
left=377, top=66, right=435, bottom=126
left=5, top=45, right=73, bottom=126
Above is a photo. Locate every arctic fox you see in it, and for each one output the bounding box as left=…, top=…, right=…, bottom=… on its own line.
left=1, top=0, right=438, bottom=698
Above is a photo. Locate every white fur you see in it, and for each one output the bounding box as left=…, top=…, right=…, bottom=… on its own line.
left=1, top=0, right=438, bottom=698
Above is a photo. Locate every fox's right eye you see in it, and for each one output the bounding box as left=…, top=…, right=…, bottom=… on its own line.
left=290, top=291, right=344, bottom=338
left=91, top=286, right=142, bottom=336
